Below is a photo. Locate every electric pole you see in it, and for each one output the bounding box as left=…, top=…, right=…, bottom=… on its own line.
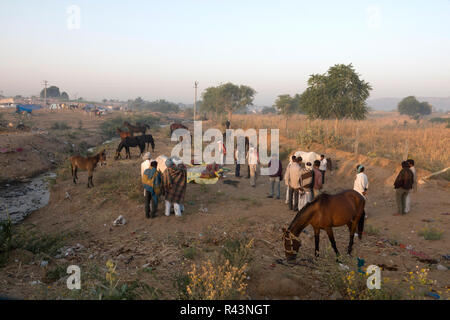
left=194, top=81, right=198, bottom=121
left=43, top=80, right=48, bottom=106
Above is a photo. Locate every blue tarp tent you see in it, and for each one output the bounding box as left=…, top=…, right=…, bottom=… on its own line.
left=16, top=104, right=43, bottom=114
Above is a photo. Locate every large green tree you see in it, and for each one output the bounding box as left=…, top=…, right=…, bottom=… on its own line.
left=274, top=94, right=301, bottom=133
left=398, top=96, right=432, bottom=119
left=299, top=64, right=372, bottom=131
left=201, top=83, right=256, bottom=122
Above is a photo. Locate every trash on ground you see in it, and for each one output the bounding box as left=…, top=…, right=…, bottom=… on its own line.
left=113, top=215, right=126, bottom=226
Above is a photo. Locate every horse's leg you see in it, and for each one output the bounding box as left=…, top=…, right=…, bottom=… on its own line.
left=74, top=167, right=78, bottom=184
left=347, top=222, right=354, bottom=256
left=314, top=227, right=320, bottom=257
left=347, top=218, right=359, bottom=255
left=325, top=228, right=340, bottom=257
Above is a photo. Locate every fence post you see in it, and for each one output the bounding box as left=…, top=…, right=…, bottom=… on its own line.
left=354, top=127, right=359, bottom=155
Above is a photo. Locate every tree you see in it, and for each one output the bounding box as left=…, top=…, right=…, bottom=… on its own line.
left=40, top=86, right=61, bottom=98
left=299, top=64, right=372, bottom=132
left=201, top=83, right=256, bottom=122
left=398, top=96, right=432, bottom=119
left=274, top=94, right=301, bottom=133
left=61, top=92, right=69, bottom=101
left=261, top=106, right=277, bottom=114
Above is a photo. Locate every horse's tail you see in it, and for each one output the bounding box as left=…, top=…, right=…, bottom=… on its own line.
left=358, top=209, right=366, bottom=240
left=70, top=161, right=74, bottom=177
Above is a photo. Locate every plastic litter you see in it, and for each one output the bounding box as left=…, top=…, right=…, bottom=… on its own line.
left=113, top=215, right=126, bottom=226
left=338, top=263, right=350, bottom=271
left=437, top=264, right=448, bottom=271
left=426, top=292, right=440, bottom=299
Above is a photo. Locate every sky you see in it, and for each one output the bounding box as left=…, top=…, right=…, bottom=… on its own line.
left=0, top=0, right=449, bottom=105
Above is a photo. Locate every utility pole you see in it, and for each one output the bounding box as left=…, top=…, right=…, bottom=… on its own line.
left=43, top=80, right=48, bottom=106
left=193, top=81, right=198, bottom=121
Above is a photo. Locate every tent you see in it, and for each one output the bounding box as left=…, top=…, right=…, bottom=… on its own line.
left=16, top=104, right=42, bottom=114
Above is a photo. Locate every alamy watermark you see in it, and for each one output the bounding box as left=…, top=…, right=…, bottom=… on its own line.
left=67, top=5, right=81, bottom=30
left=170, top=121, right=280, bottom=175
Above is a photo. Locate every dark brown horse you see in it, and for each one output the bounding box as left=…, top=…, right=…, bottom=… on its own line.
left=114, top=137, right=146, bottom=160
left=116, top=127, right=133, bottom=140
left=170, top=123, right=188, bottom=136
left=282, top=190, right=366, bottom=260
left=70, top=149, right=107, bottom=188
left=123, top=121, right=147, bottom=136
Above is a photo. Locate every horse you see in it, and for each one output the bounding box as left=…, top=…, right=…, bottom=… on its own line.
left=135, top=134, right=155, bottom=152
left=282, top=190, right=366, bottom=261
left=123, top=121, right=146, bottom=136
left=70, top=149, right=107, bottom=188
left=116, top=127, right=133, bottom=140
left=136, top=122, right=150, bottom=132
left=170, top=123, right=188, bottom=136
left=114, top=136, right=145, bottom=160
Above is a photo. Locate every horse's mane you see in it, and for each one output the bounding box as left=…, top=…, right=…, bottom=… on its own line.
left=288, top=193, right=331, bottom=230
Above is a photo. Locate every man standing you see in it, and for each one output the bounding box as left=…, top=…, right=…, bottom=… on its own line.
left=313, top=160, right=323, bottom=199
left=267, top=154, right=283, bottom=199
left=286, top=157, right=302, bottom=211
left=405, top=159, right=417, bottom=213
left=234, top=148, right=241, bottom=178
left=319, top=155, right=327, bottom=184
left=298, top=162, right=314, bottom=211
left=284, top=155, right=296, bottom=204
left=142, top=161, right=162, bottom=219
left=162, top=158, right=187, bottom=217
left=247, top=146, right=259, bottom=187
left=353, top=164, right=369, bottom=198
left=394, top=161, right=414, bottom=216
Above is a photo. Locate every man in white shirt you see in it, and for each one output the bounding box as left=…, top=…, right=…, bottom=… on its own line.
left=319, top=154, right=327, bottom=184
left=353, top=164, right=369, bottom=198
left=246, top=146, right=259, bottom=187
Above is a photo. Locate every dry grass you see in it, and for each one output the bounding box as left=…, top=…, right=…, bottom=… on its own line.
left=232, top=112, right=450, bottom=172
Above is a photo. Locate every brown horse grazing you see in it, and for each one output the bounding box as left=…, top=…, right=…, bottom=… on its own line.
left=70, top=149, right=107, bottom=188
left=170, top=123, right=188, bottom=136
left=282, top=190, right=366, bottom=260
left=116, top=127, right=133, bottom=140
left=123, top=121, right=146, bottom=136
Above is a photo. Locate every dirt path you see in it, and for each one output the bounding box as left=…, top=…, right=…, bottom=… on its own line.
left=0, top=119, right=448, bottom=300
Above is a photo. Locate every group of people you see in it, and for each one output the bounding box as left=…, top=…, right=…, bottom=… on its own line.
left=140, top=153, right=187, bottom=219
left=281, top=155, right=326, bottom=212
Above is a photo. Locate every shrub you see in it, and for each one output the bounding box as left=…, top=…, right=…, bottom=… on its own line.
left=418, top=227, right=443, bottom=240
left=51, top=121, right=71, bottom=130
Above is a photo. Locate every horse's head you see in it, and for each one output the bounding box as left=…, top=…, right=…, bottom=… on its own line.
left=282, top=227, right=301, bottom=261
left=99, top=149, right=107, bottom=166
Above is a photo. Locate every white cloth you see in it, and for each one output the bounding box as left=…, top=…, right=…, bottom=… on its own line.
left=353, top=172, right=369, bottom=196
left=319, top=158, right=327, bottom=171
left=165, top=200, right=182, bottom=217
left=247, top=147, right=258, bottom=165
left=298, top=190, right=313, bottom=211
left=141, top=160, right=151, bottom=178
left=405, top=167, right=416, bottom=213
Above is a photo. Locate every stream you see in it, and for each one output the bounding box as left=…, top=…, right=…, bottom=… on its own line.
left=0, top=172, right=56, bottom=224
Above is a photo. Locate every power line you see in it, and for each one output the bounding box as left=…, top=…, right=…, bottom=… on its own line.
left=43, top=80, right=48, bottom=106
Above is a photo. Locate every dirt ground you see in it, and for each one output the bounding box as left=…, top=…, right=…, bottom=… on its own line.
left=0, top=111, right=449, bottom=300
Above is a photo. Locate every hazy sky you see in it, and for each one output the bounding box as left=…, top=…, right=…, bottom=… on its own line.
left=1, top=0, right=449, bottom=105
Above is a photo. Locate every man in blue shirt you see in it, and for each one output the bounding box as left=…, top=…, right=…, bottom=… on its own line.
left=142, top=160, right=162, bottom=219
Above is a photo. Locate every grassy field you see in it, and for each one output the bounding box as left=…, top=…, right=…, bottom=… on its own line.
left=232, top=112, right=450, bottom=173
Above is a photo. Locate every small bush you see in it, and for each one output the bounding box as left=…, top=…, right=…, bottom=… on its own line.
left=51, top=121, right=71, bottom=130
left=183, top=247, right=197, bottom=260
left=0, top=215, right=13, bottom=267
left=418, top=227, right=443, bottom=240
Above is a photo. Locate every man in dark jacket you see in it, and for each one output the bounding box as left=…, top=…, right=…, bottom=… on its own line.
left=267, top=154, right=283, bottom=199
left=394, top=161, right=414, bottom=216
